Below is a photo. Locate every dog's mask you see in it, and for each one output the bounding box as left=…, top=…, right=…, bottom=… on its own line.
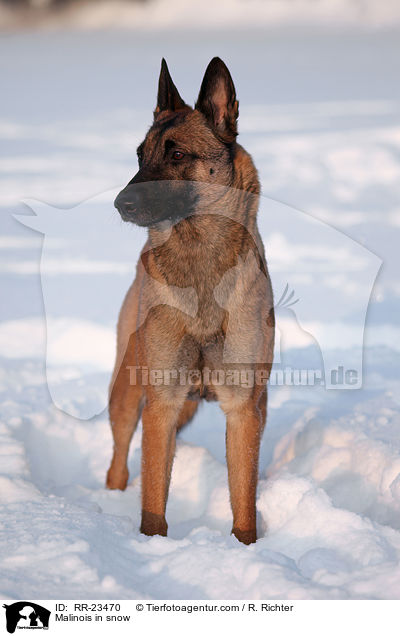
left=114, top=178, right=200, bottom=227
left=114, top=57, right=239, bottom=227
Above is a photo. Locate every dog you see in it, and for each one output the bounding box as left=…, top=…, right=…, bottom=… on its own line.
left=106, top=57, right=274, bottom=544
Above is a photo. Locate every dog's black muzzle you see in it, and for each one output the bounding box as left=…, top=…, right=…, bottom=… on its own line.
left=114, top=189, right=139, bottom=222
left=114, top=178, right=197, bottom=227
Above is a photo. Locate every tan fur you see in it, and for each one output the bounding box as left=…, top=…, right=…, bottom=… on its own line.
left=107, top=59, right=274, bottom=544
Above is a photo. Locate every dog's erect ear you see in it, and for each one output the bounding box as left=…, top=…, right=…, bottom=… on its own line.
left=195, top=57, right=238, bottom=142
left=154, top=58, right=189, bottom=117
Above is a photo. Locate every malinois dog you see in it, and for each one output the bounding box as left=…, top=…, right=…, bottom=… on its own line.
left=107, top=57, right=274, bottom=544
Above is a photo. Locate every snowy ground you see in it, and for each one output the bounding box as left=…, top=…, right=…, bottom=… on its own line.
left=1, top=22, right=400, bottom=599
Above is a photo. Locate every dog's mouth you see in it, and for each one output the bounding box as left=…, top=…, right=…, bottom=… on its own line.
left=114, top=182, right=198, bottom=228
left=116, top=202, right=191, bottom=228
left=116, top=203, right=151, bottom=226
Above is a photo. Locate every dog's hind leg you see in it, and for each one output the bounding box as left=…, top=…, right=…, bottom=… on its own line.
left=106, top=331, right=144, bottom=491
left=176, top=399, right=198, bottom=431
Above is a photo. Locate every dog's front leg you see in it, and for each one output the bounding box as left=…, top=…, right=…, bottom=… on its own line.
left=140, top=400, right=180, bottom=537
left=225, top=391, right=266, bottom=545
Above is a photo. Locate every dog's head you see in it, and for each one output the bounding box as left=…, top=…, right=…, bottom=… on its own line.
left=114, top=57, right=239, bottom=227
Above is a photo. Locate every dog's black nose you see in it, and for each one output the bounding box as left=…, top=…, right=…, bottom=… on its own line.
left=114, top=192, right=137, bottom=219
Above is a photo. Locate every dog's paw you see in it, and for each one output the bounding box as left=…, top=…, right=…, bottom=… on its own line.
left=106, top=465, right=129, bottom=490
left=232, top=527, right=257, bottom=545
left=140, top=510, right=168, bottom=537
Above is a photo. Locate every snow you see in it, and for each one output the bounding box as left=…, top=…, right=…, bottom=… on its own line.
left=1, top=17, right=400, bottom=600
left=2, top=0, right=400, bottom=30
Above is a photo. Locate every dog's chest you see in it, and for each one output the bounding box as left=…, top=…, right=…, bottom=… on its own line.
left=148, top=239, right=231, bottom=337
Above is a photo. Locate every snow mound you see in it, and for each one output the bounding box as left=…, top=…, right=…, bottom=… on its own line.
left=1, top=362, right=400, bottom=599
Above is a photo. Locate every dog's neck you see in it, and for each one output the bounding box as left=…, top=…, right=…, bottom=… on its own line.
left=145, top=209, right=263, bottom=291
left=145, top=146, right=263, bottom=284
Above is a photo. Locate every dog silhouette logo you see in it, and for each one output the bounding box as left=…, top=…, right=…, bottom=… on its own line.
left=3, top=602, right=50, bottom=633
left=16, top=186, right=381, bottom=418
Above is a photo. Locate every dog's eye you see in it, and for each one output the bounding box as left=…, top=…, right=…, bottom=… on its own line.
left=172, top=151, right=185, bottom=161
